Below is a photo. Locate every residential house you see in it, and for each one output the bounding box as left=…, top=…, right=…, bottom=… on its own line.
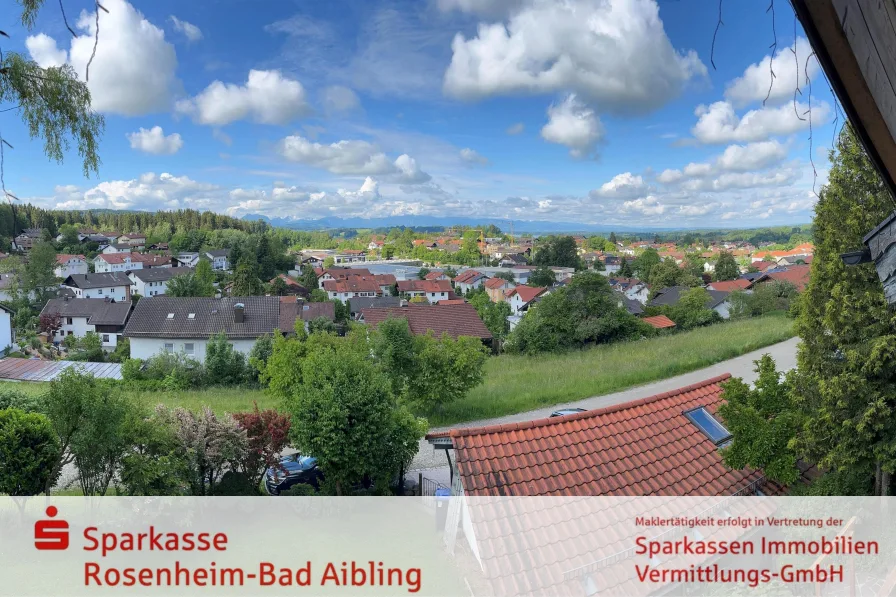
left=602, top=254, right=621, bottom=275
left=102, top=243, right=135, bottom=254
left=173, top=252, right=201, bottom=268
left=40, top=297, right=132, bottom=349
left=423, top=375, right=794, bottom=595
left=139, top=254, right=173, bottom=268
left=707, top=279, right=752, bottom=293
left=117, top=234, right=146, bottom=250
left=367, top=239, right=385, bottom=251
left=205, top=249, right=231, bottom=271
left=484, top=277, right=515, bottom=303
left=123, top=296, right=281, bottom=360
left=609, top=277, right=650, bottom=305
left=94, top=252, right=145, bottom=273
left=750, top=264, right=811, bottom=292
left=348, top=296, right=402, bottom=320
left=11, top=228, right=44, bottom=251
left=318, top=267, right=372, bottom=287
left=129, top=267, right=194, bottom=297
left=278, top=296, right=336, bottom=333
left=334, top=250, right=367, bottom=264
left=298, top=250, right=334, bottom=268
left=498, top=253, right=527, bottom=267
left=149, top=242, right=169, bottom=251
left=453, top=270, right=488, bottom=294
left=506, top=285, right=547, bottom=315
left=424, top=271, right=450, bottom=281
left=649, top=285, right=732, bottom=319
left=750, top=243, right=814, bottom=263
left=54, top=254, right=88, bottom=278
left=361, top=303, right=492, bottom=345
left=322, top=276, right=383, bottom=301
left=269, top=274, right=310, bottom=298
left=613, top=291, right=644, bottom=316
left=62, top=273, right=132, bottom=301
left=396, top=280, right=453, bottom=302
left=0, top=304, right=13, bottom=353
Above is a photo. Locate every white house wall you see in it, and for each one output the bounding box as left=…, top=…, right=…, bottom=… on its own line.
left=0, top=311, right=12, bottom=353
left=129, top=337, right=258, bottom=361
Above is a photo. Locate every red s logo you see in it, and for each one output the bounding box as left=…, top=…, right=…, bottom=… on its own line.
left=34, top=506, right=69, bottom=550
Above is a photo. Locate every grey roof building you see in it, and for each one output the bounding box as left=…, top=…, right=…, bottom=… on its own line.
left=40, top=298, right=132, bottom=326
left=63, top=272, right=132, bottom=289
left=124, top=296, right=281, bottom=339
left=648, top=286, right=730, bottom=309
left=128, top=267, right=193, bottom=283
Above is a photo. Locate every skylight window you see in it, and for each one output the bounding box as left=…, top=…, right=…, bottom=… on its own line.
left=684, top=407, right=732, bottom=445
left=167, top=313, right=174, bottom=319
left=188, top=313, right=196, bottom=319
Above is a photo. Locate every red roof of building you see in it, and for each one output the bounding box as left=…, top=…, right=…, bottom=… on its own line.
left=424, top=271, right=447, bottom=280
left=437, top=299, right=466, bottom=305
left=322, top=278, right=382, bottom=294
left=396, top=279, right=452, bottom=293
left=754, top=264, right=811, bottom=291
left=642, top=314, right=677, bottom=329
left=707, top=279, right=751, bottom=292
left=323, top=267, right=371, bottom=279
left=362, top=303, right=492, bottom=339
left=484, top=277, right=512, bottom=290
left=507, top=285, right=546, bottom=304
left=453, top=269, right=482, bottom=284
left=96, top=252, right=154, bottom=265
left=373, top=274, right=396, bottom=285
left=56, top=254, right=85, bottom=264
left=432, top=374, right=766, bottom=497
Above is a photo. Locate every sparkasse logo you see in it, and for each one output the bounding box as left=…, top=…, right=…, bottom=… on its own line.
left=34, top=506, right=69, bottom=551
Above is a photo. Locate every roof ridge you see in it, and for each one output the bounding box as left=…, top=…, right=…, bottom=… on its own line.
left=446, top=374, right=733, bottom=439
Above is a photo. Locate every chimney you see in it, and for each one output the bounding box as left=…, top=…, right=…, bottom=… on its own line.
left=400, top=299, right=409, bottom=307
left=234, top=302, right=245, bottom=323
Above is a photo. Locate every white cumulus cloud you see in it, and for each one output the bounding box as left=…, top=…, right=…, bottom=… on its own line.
left=725, top=38, right=819, bottom=107
left=126, top=126, right=183, bottom=155
left=277, top=135, right=431, bottom=183
left=590, top=172, right=647, bottom=199
left=460, top=148, right=489, bottom=165
left=26, top=0, right=179, bottom=116
left=443, top=0, right=706, bottom=115
left=169, top=16, right=202, bottom=42
left=176, top=69, right=310, bottom=126
left=691, top=101, right=825, bottom=145
left=540, top=94, right=603, bottom=157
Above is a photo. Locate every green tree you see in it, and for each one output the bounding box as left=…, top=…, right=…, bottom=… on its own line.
left=166, top=273, right=201, bottom=297
left=248, top=334, right=274, bottom=380
left=528, top=266, right=556, bottom=287
left=609, top=232, right=617, bottom=245
left=470, top=291, right=512, bottom=341
left=24, top=241, right=58, bottom=303
left=0, top=408, right=60, bottom=495
left=714, top=251, right=740, bottom=281
left=205, top=332, right=249, bottom=385
left=230, top=261, right=263, bottom=296
left=718, top=355, right=801, bottom=485
left=299, top=264, right=319, bottom=290
left=632, top=248, right=660, bottom=281
left=533, top=236, right=582, bottom=269
left=668, top=287, right=721, bottom=330
left=194, top=259, right=216, bottom=296
left=57, top=224, right=80, bottom=247
left=792, top=125, right=896, bottom=495
left=0, top=17, right=104, bottom=178
left=507, top=272, right=647, bottom=354
left=417, top=267, right=431, bottom=280
left=70, top=389, right=135, bottom=496
left=268, top=276, right=289, bottom=296
left=648, top=258, right=682, bottom=290
left=323, top=256, right=335, bottom=269
left=286, top=333, right=426, bottom=495
left=618, top=256, right=634, bottom=278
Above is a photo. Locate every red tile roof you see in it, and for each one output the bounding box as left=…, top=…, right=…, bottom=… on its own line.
left=396, top=279, right=452, bottom=293
left=754, top=264, right=811, bottom=291
left=322, top=278, right=382, bottom=294
left=323, top=267, right=371, bottom=279
left=484, top=277, right=512, bottom=290
left=641, top=314, right=676, bottom=329
left=362, top=303, right=492, bottom=339
left=56, top=254, right=85, bottom=264
left=507, top=285, right=546, bottom=304
left=453, top=269, right=482, bottom=284
left=434, top=374, right=765, bottom=497
left=437, top=299, right=466, bottom=305
left=707, top=279, right=751, bottom=292
left=373, top=274, right=396, bottom=285
left=424, top=271, right=447, bottom=280
left=96, top=252, right=155, bottom=265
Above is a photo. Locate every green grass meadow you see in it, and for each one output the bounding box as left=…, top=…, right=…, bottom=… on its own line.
left=1, top=314, right=795, bottom=427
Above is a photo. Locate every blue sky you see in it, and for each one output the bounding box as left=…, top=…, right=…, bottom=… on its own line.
left=1, top=0, right=837, bottom=227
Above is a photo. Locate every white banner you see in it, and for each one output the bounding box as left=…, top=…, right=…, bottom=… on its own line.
left=1, top=496, right=894, bottom=596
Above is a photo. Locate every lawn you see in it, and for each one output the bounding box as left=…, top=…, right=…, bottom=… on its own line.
left=0, top=314, right=795, bottom=426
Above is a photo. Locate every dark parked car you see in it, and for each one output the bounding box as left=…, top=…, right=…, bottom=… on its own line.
left=264, top=454, right=322, bottom=495
left=550, top=408, right=587, bottom=417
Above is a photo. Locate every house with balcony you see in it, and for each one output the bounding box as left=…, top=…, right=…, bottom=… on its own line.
left=61, top=273, right=131, bottom=302
left=40, top=297, right=132, bottom=349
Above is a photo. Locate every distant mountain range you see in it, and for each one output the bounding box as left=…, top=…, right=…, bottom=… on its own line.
left=239, top=214, right=682, bottom=235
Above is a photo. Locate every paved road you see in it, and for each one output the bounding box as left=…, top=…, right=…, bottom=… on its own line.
left=409, top=336, right=800, bottom=480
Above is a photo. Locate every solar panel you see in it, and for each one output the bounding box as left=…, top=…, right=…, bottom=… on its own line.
left=685, top=407, right=732, bottom=445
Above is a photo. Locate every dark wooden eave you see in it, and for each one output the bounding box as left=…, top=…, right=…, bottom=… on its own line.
left=791, top=0, right=896, bottom=199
